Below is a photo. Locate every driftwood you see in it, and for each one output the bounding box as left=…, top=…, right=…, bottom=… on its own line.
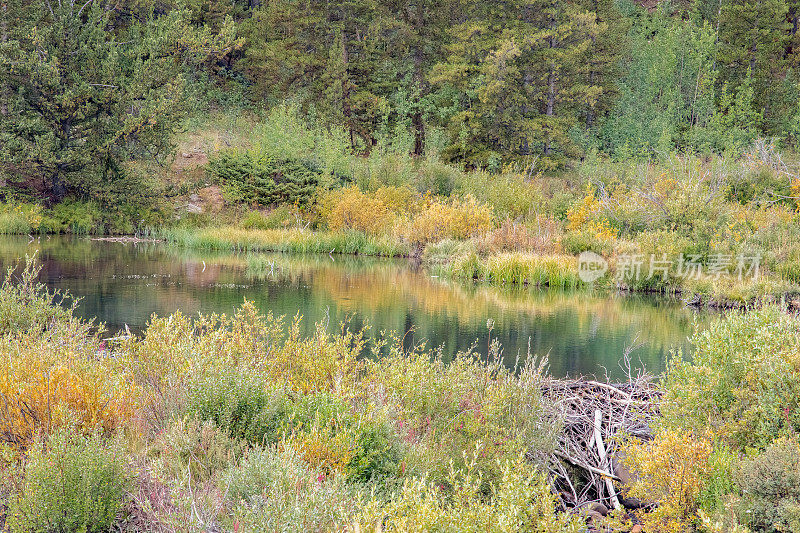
left=542, top=358, right=660, bottom=511
left=90, top=236, right=163, bottom=244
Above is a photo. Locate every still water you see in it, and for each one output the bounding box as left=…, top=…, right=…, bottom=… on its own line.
left=0, top=236, right=711, bottom=378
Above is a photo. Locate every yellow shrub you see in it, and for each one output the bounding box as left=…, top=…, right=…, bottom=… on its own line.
left=356, top=448, right=583, bottom=532
left=621, top=429, right=714, bottom=533
left=267, top=319, right=365, bottom=395
left=566, top=192, right=616, bottom=240
left=290, top=427, right=354, bottom=476
left=395, top=195, right=494, bottom=246
left=0, top=326, right=139, bottom=449
left=374, top=185, right=418, bottom=214
left=320, top=186, right=396, bottom=235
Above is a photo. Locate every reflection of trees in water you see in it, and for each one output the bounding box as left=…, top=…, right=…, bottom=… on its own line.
left=0, top=236, right=710, bottom=377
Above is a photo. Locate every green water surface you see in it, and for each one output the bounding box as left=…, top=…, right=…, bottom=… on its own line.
left=0, top=236, right=711, bottom=378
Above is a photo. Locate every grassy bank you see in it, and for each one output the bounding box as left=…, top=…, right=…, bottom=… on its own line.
left=157, top=226, right=410, bottom=257
left=155, top=223, right=799, bottom=305
left=1, top=258, right=799, bottom=532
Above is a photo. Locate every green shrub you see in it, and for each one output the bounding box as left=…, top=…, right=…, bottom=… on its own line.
left=777, top=246, right=800, bottom=283
left=357, top=451, right=582, bottom=532
left=186, top=372, right=401, bottom=482
left=732, top=438, right=800, bottom=532
left=415, top=157, right=462, bottom=196
left=7, top=429, right=131, bottom=533
left=0, top=211, right=31, bottom=235
left=725, top=167, right=793, bottom=207
left=185, top=371, right=294, bottom=444
left=149, top=418, right=245, bottom=483
left=454, top=169, right=544, bottom=220
left=224, top=445, right=357, bottom=531
left=208, top=150, right=321, bottom=207
left=49, top=200, right=101, bottom=234
left=241, top=206, right=295, bottom=230
left=250, top=103, right=353, bottom=181
left=561, top=230, right=611, bottom=256
left=0, top=253, right=76, bottom=335
left=662, top=307, right=800, bottom=451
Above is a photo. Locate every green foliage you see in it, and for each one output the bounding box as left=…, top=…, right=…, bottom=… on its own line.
left=453, top=170, right=544, bottom=220
left=0, top=253, right=76, bottom=335
left=715, top=0, right=791, bottom=136
left=561, top=230, right=612, bottom=256
left=186, top=372, right=402, bottom=482
left=732, top=437, right=800, bottom=532
left=358, top=451, right=582, bottom=532
left=662, top=307, right=800, bottom=451
left=150, top=418, right=245, bottom=483
left=224, top=445, right=357, bottom=531
left=241, top=207, right=295, bottom=230
left=47, top=200, right=101, bottom=235
left=185, top=371, right=295, bottom=444
left=7, top=429, right=131, bottom=533
left=725, top=166, right=793, bottom=207
left=602, top=5, right=717, bottom=156
left=692, top=74, right=761, bottom=154
left=0, top=203, right=44, bottom=235
left=0, top=1, right=238, bottom=202
left=208, top=150, right=321, bottom=207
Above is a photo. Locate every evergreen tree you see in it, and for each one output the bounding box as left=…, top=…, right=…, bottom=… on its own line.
left=0, top=0, right=236, bottom=201
left=717, top=0, right=791, bottom=135
left=433, top=0, right=607, bottom=167
left=239, top=0, right=328, bottom=106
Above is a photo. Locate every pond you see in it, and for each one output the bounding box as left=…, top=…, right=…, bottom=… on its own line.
left=0, top=236, right=712, bottom=378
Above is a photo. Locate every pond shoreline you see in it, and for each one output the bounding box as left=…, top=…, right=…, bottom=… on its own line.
left=143, top=226, right=800, bottom=311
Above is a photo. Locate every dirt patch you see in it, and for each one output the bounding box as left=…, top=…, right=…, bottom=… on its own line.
left=171, top=139, right=209, bottom=173
left=198, top=185, right=225, bottom=212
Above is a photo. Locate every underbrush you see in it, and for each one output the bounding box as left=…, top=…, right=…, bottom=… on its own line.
left=0, top=256, right=799, bottom=531
left=618, top=306, right=800, bottom=532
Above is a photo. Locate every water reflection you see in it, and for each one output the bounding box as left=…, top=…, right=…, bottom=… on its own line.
left=0, top=236, right=710, bottom=378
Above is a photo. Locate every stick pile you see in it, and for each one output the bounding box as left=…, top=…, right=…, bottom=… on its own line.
left=541, top=369, right=661, bottom=511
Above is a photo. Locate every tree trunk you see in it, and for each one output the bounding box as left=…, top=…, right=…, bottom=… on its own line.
left=340, top=34, right=355, bottom=150
left=545, top=66, right=556, bottom=156
left=411, top=7, right=425, bottom=156
left=51, top=170, right=67, bottom=202
left=586, top=70, right=595, bottom=127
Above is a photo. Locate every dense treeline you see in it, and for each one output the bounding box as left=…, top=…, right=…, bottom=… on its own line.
left=3, top=0, right=800, bottom=203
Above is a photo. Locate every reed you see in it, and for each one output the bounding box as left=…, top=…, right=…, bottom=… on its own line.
left=440, top=251, right=583, bottom=289
left=157, top=226, right=411, bottom=257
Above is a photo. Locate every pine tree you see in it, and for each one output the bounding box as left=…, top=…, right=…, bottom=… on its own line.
left=0, top=1, right=236, bottom=200
left=239, top=0, right=328, bottom=105
left=717, top=0, right=791, bottom=135
left=432, top=0, right=607, bottom=167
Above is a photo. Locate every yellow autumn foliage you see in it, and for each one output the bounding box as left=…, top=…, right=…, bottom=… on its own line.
left=395, top=194, right=494, bottom=246
left=621, top=429, right=714, bottom=533
left=0, top=324, right=139, bottom=449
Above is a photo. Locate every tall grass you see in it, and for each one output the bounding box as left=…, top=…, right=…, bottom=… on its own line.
left=439, top=251, right=583, bottom=289
left=157, top=226, right=411, bottom=257
left=0, top=211, right=31, bottom=234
